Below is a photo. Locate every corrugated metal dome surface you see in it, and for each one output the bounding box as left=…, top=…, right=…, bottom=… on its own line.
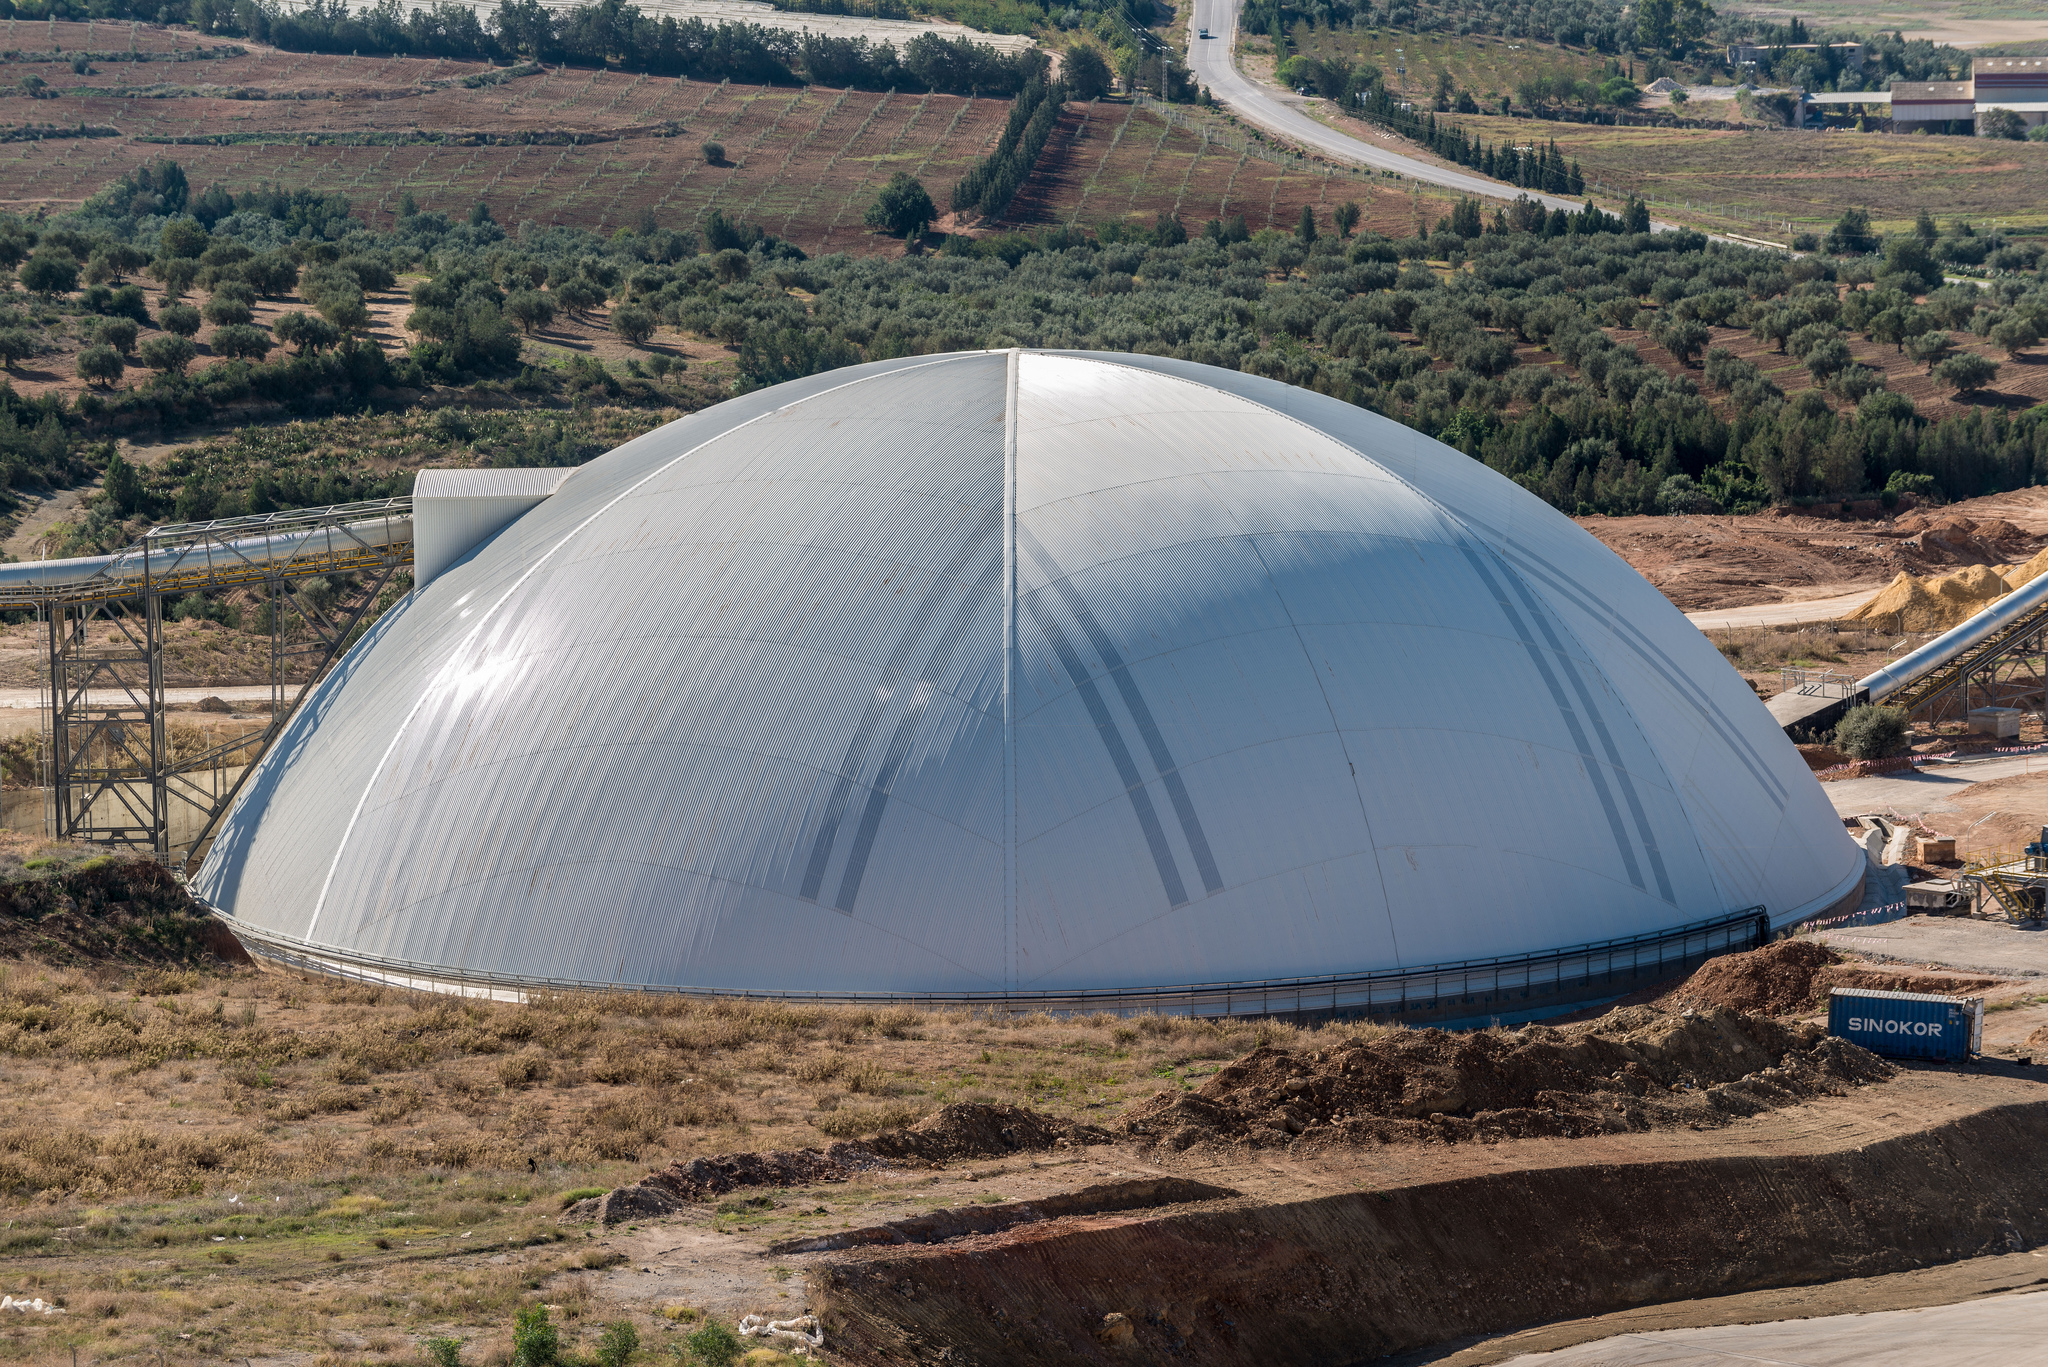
left=194, top=351, right=1861, bottom=993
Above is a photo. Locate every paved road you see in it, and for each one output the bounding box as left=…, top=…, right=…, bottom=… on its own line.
left=0, top=685, right=278, bottom=711
left=1183, top=0, right=1583, bottom=211
left=1685, top=585, right=1884, bottom=630
left=1497, top=1289, right=2048, bottom=1367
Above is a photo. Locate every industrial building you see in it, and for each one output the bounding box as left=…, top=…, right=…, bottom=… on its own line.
left=1804, top=57, right=2048, bottom=132
left=191, top=352, right=1863, bottom=1008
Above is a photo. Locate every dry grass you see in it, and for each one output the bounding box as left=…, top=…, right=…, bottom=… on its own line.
left=0, top=956, right=1388, bottom=1364
left=1706, top=623, right=1911, bottom=671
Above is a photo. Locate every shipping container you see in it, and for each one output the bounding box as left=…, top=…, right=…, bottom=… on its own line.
left=1828, top=987, right=1983, bottom=1061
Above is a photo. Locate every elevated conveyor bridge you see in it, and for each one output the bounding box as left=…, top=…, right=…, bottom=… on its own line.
left=1769, top=565, right=2048, bottom=738
left=4, top=498, right=412, bottom=865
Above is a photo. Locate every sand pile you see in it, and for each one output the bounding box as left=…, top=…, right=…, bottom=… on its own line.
left=567, top=1103, right=1111, bottom=1223
left=2003, top=545, right=2048, bottom=591
left=1117, top=1004, right=1892, bottom=1152
left=1843, top=566, right=2012, bottom=631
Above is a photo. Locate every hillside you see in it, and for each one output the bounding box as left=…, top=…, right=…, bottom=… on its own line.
left=0, top=22, right=1396, bottom=252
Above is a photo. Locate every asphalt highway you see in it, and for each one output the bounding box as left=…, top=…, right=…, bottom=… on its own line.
left=1182, top=0, right=1584, bottom=212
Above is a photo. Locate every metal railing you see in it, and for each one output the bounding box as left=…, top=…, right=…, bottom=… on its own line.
left=1779, top=666, right=1859, bottom=699
left=214, top=905, right=1769, bottom=1019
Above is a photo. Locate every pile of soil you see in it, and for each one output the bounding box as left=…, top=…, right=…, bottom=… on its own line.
left=1117, top=1004, right=1893, bottom=1153
left=568, top=1103, right=1111, bottom=1225
left=1673, top=939, right=1843, bottom=1015
left=0, top=850, right=249, bottom=967
left=1798, top=743, right=1849, bottom=771
left=1671, top=939, right=2004, bottom=1016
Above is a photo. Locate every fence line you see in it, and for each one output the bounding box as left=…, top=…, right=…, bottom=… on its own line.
left=1797, top=899, right=1913, bottom=934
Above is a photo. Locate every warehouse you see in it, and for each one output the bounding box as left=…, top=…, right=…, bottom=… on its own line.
left=194, top=352, right=1863, bottom=1005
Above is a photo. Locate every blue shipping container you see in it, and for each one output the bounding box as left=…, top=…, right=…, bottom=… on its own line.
left=1828, top=987, right=1982, bottom=1061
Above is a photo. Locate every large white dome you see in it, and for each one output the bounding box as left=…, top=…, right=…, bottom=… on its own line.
left=195, top=351, right=1862, bottom=997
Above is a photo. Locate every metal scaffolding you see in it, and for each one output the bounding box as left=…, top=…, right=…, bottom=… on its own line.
left=9, top=499, right=413, bottom=867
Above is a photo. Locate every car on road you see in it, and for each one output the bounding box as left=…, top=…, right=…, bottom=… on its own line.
left=1198, top=27, right=1210, bottom=37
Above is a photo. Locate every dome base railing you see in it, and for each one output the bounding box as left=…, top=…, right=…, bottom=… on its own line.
left=210, top=905, right=1770, bottom=1023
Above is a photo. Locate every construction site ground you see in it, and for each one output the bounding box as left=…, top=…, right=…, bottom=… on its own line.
left=1578, top=486, right=2048, bottom=613
left=10, top=907, right=2048, bottom=1364
left=585, top=1059, right=2048, bottom=1366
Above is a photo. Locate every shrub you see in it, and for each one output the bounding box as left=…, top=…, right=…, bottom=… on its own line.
left=863, top=172, right=937, bottom=238
left=1654, top=473, right=1719, bottom=515
left=139, top=335, right=197, bottom=375
left=158, top=302, right=202, bottom=337
left=505, top=289, right=556, bottom=335
left=1933, top=351, right=1999, bottom=395
left=212, top=323, right=273, bottom=361
left=19, top=249, right=77, bottom=294
left=594, top=1321, right=638, bottom=1367
left=421, top=1338, right=463, bottom=1367
left=94, top=317, right=139, bottom=354
left=610, top=303, right=656, bottom=346
left=1833, top=705, right=1910, bottom=761
left=701, top=141, right=725, bottom=165
left=201, top=294, right=253, bottom=328
left=76, top=344, right=124, bottom=389
left=685, top=1319, right=742, bottom=1367
left=511, top=1305, right=558, bottom=1367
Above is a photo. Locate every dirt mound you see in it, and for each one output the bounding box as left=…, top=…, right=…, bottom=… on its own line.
left=568, top=1103, right=1111, bottom=1224
left=1798, top=743, right=1848, bottom=770
left=1669, top=940, right=2006, bottom=1016
left=865, top=1102, right=1079, bottom=1165
left=1117, top=1004, right=1893, bottom=1153
left=1673, top=939, right=1844, bottom=1015
left=0, top=849, right=250, bottom=967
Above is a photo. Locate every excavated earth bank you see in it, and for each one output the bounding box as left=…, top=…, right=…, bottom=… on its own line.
left=809, top=1070, right=2048, bottom=1365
